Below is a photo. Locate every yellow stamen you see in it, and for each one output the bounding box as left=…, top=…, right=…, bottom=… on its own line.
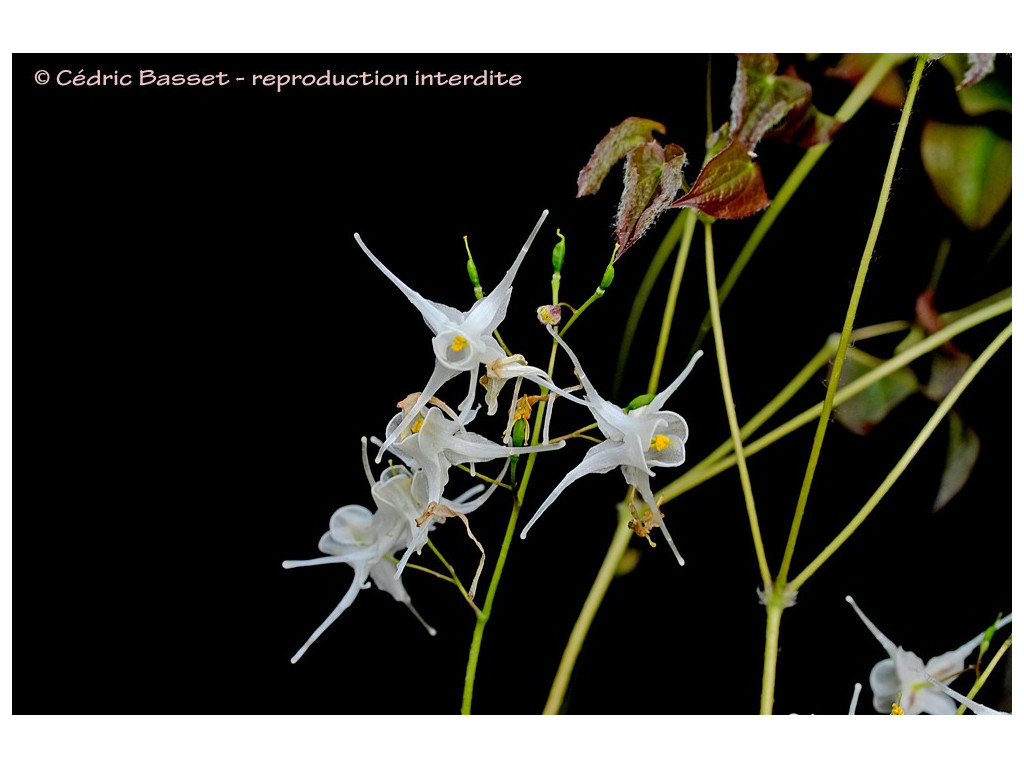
left=451, top=335, right=469, bottom=352
left=650, top=434, right=671, bottom=451
left=890, top=692, right=904, bottom=715
left=410, top=415, right=425, bottom=434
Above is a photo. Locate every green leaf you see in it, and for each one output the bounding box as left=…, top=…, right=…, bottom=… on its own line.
left=921, top=121, right=1012, bottom=231
left=731, top=54, right=841, bottom=150
left=576, top=117, right=666, bottom=197
left=939, top=54, right=1011, bottom=115
left=615, top=142, right=686, bottom=258
left=933, top=411, right=980, bottom=512
left=669, top=139, right=769, bottom=220
left=829, top=336, right=920, bottom=436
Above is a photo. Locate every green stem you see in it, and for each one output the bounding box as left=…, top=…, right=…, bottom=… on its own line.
left=426, top=540, right=480, bottom=614
left=776, top=53, right=928, bottom=588
left=704, top=220, right=771, bottom=587
left=958, top=636, right=1012, bottom=715
left=462, top=313, right=577, bottom=714
left=760, top=601, right=784, bottom=714
left=788, top=322, right=1011, bottom=591
left=647, top=209, right=698, bottom=394
left=543, top=505, right=634, bottom=714
left=688, top=52, right=908, bottom=358
left=559, top=291, right=601, bottom=337
left=658, top=289, right=1010, bottom=505
left=613, top=210, right=690, bottom=396
left=685, top=345, right=833, bottom=486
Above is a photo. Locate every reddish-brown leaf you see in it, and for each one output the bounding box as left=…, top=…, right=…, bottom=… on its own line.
left=576, top=117, right=666, bottom=197
left=668, top=139, right=769, bottom=219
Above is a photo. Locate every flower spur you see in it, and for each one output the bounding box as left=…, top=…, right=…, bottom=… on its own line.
left=354, top=210, right=549, bottom=462
left=846, top=595, right=1012, bottom=714
left=520, top=325, right=702, bottom=565
left=282, top=445, right=438, bottom=664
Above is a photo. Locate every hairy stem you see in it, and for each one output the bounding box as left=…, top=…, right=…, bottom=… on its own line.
left=776, top=54, right=928, bottom=587
left=788, top=322, right=1011, bottom=591
left=688, top=52, right=909, bottom=357
left=647, top=208, right=698, bottom=393
left=613, top=210, right=692, bottom=396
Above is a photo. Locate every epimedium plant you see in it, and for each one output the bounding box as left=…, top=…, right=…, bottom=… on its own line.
left=283, top=53, right=1012, bottom=715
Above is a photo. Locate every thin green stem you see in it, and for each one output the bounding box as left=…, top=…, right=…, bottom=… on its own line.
left=788, top=322, right=1011, bottom=591
left=559, top=291, right=601, bottom=337
left=958, top=636, right=1012, bottom=715
left=461, top=320, right=571, bottom=714
left=613, top=210, right=690, bottom=396
left=688, top=52, right=908, bottom=357
left=776, top=54, right=928, bottom=588
left=543, top=505, right=634, bottom=714
left=688, top=345, right=833, bottom=482
left=760, top=601, right=784, bottom=714
left=704, top=220, right=771, bottom=587
left=648, top=209, right=698, bottom=394
left=425, top=540, right=481, bottom=614
left=658, top=291, right=1010, bottom=505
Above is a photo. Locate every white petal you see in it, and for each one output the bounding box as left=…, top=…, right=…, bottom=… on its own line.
left=520, top=439, right=634, bottom=539
left=465, top=210, right=548, bottom=335
left=375, top=362, right=459, bottom=462
left=907, top=686, right=957, bottom=715
left=354, top=233, right=464, bottom=333
left=944, top=612, right=1013, bottom=665
left=846, top=596, right=898, bottom=657
left=289, top=570, right=364, bottom=663
left=848, top=682, right=862, bottom=715
left=648, top=350, right=703, bottom=411
left=868, top=658, right=900, bottom=712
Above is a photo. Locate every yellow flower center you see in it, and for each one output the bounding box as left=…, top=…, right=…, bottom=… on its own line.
left=650, top=434, right=671, bottom=451
left=410, top=415, right=425, bottom=434
left=890, top=692, right=904, bottom=715
left=451, top=335, right=469, bottom=352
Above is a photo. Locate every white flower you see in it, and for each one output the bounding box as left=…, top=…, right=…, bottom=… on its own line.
left=520, top=326, right=702, bottom=565
left=354, top=211, right=549, bottom=462
left=282, top=460, right=436, bottom=664
left=378, top=396, right=565, bottom=510
left=846, top=595, right=1012, bottom=714
left=479, top=354, right=556, bottom=420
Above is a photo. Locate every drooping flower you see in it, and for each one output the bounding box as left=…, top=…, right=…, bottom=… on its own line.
left=282, top=460, right=437, bottom=664
left=846, top=595, right=1012, bottom=714
left=377, top=394, right=565, bottom=513
left=520, top=325, right=702, bottom=565
left=354, top=211, right=549, bottom=461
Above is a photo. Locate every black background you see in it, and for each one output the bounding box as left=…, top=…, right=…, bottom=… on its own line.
left=15, top=54, right=1011, bottom=714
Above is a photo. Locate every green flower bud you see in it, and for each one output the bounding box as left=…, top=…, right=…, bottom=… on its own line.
left=464, top=235, right=483, bottom=300
left=552, top=229, right=566, bottom=273
left=600, top=262, right=615, bottom=290
left=512, top=417, right=528, bottom=448
left=624, top=392, right=655, bottom=412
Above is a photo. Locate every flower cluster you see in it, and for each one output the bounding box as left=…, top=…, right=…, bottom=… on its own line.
left=285, top=211, right=701, bottom=660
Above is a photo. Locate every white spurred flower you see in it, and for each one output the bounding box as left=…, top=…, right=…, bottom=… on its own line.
left=846, top=595, right=1012, bottom=714
left=520, top=326, right=702, bottom=565
left=354, top=211, right=549, bottom=461
left=283, top=457, right=437, bottom=664
left=378, top=395, right=564, bottom=511
left=479, top=354, right=556, bottom=419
